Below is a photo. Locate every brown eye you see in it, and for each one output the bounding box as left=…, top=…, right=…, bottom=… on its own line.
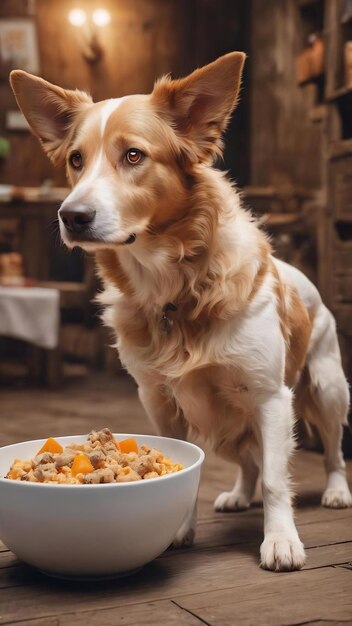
left=69, top=151, right=83, bottom=170
left=125, top=148, right=144, bottom=165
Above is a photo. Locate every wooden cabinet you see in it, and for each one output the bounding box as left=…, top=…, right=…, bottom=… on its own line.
left=320, top=1, right=352, bottom=372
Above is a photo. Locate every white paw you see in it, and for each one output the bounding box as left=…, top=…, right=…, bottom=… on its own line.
left=214, top=490, right=251, bottom=512
left=322, top=487, right=352, bottom=509
left=260, top=532, right=306, bottom=572
left=171, top=525, right=195, bottom=549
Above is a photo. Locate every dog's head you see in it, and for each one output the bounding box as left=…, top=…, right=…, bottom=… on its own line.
left=10, top=52, right=245, bottom=251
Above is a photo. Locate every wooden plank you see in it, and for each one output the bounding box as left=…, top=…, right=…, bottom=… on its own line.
left=334, top=242, right=352, bottom=275
left=296, top=0, right=322, bottom=7
left=191, top=512, right=352, bottom=553
left=334, top=304, right=352, bottom=334
left=175, top=567, right=352, bottom=626
left=0, top=551, right=19, bottom=569
left=325, top=0, right=343, bottom=100
left=329, top=139, right=352, bottom=159
left=0, top=600, right=202, bottom=626
left=1, top=378, right=351, bottom=625
left=1, top=539, right=352, bottom=620
left=0, top=0, right=196, bottom=188
left=334, top=276, right=352, bottom=303
left=250, top=0, right=324, bottom=190
left=329, top=155, right=352, bottom=222
left=327, top=85, right=352, bottom=102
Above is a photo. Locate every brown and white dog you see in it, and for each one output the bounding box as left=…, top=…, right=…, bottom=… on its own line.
left=10, top=52, right=352, bottom=571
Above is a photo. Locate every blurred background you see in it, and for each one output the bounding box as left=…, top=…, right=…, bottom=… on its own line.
left=0, top=0, right=351, bottom=451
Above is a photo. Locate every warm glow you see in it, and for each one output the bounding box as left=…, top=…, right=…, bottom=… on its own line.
left=92, top=8, right=111, bottom=27
left=68, top=8, right=87, bottom=27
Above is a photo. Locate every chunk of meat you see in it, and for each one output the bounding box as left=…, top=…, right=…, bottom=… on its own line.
left=127, top=454, right=156, bottom=478
left=34, top=463, right=57, bottom=482
left=88, top=428, right=114, bottom=446
left=55, top=449, right=77, bottom=469
left=34, top=452, right=54, bottom=466
left=83, top=468, right=115, bottom=484
left=88, top=448, right=107, bottom=469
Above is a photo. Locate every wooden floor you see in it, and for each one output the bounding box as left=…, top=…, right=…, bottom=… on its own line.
left=1, top=374, right=352, bottom=626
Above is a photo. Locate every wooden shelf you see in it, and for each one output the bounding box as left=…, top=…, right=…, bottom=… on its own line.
left=326, top=85, right=352, bottom=101
left=296, top=0, right=322, bottom=7
left=260, top=212, right=304, bottom=228
left=328, top=139, right=352, bottom=159
left=243, top=185, right=313, bottom=200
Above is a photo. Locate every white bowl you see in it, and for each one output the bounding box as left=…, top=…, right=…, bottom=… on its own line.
left=0, top=434, right=204, bottom=579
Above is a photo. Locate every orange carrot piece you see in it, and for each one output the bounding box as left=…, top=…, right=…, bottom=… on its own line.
left=71, top=453, right=94, bottom=476
left=119, top=437, right=139, bottom=454
left=37, top=437, right=63, bottom=456
left=7, top=470, right=18, bottom=479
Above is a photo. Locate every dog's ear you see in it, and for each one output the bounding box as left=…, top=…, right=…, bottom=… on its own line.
left=9, top=71, right=92, bottom=165
left=151, top=52, right=245, bottom=164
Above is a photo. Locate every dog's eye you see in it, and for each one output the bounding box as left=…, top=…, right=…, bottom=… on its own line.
left=125, top=148, right=144, bottom=165
left=69, top=152, right=83, bottom=170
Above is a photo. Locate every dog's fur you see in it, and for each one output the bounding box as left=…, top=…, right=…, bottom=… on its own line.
left=10, top=52, right=352, bottom=571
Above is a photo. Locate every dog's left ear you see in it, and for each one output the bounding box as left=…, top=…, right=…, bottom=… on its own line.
left=152, top=52, right=245, bottom=163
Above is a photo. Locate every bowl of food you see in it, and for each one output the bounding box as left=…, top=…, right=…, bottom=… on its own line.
left=0, top=429, right=204, bottom=579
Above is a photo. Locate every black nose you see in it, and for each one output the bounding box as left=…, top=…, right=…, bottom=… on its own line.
left=59, top=204, right=96, bottom=233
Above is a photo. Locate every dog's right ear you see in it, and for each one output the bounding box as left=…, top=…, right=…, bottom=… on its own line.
left=9, top=71, right=92, bottom=165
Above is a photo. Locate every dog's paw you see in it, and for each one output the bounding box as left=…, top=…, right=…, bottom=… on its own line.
left=260, top=532, right=306, bottom=572
left=214, top=490, right=251, bottom=512
left=171, top=525, right=195, bottom=549
left=322, top=487, right=352, bottom=509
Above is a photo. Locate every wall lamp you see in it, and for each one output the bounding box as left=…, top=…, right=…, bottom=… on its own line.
left=68, top=8, right=111, bottom=64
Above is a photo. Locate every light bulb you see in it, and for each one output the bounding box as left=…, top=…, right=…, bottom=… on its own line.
left=92, top=8, right=111, bottom=27
left=68, top=8, right=87, bottom=27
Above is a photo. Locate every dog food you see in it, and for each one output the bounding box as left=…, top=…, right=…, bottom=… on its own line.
left=5, top=429, right=183, bottom=484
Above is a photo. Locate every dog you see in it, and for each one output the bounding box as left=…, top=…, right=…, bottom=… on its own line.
left=10, top=52, right=352, bottom=571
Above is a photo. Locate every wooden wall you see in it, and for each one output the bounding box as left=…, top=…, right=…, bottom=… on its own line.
left=0, top=0, right=196, bottom=186
left=0, top=0, right=250, bottom=188
left=0, top=0, right=327, bottom=192
left=250, top=0, right=324, bottom=190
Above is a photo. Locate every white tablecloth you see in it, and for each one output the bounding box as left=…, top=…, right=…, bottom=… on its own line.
left=0, top=287, right=60, bottom=349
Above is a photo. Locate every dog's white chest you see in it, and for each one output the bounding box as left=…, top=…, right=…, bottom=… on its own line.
left=170, top=365, right=254, bottom=446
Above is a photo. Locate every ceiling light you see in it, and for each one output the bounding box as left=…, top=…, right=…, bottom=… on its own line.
left=68, top=8, right=87, bottom=27
left=92, top=8, right=111, bottom=27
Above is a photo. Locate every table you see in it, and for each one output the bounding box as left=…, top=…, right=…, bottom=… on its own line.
left=0, top=286, right=60, bottom=349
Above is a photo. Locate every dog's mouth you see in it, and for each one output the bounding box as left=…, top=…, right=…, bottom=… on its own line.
left=60, top=225, right=137, bottom=248
left=58, top=204, right=139, bottom=248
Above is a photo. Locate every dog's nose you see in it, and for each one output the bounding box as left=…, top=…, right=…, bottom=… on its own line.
left=59, top=204, right=96, bottom=233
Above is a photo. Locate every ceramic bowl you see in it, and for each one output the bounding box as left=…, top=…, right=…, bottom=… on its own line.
left=0, top=434, right=204, bottom=579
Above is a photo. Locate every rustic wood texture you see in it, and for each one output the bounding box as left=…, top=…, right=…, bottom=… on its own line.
left=0, top=0, right=195, bottom=186
left=250, top=0, right=325, bottom=190
left=0, top=0, right=250, bottom=188
left=318, top=1, right=352, bottom=383
left=0, top=373, right=351, bottom=625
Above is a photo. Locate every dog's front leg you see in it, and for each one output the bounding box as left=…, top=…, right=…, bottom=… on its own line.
left=138, top=383, right=188, bottom=440
left=255, top=386, right=306, bottom=571
left=138, top=382, right=197, bottom=547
